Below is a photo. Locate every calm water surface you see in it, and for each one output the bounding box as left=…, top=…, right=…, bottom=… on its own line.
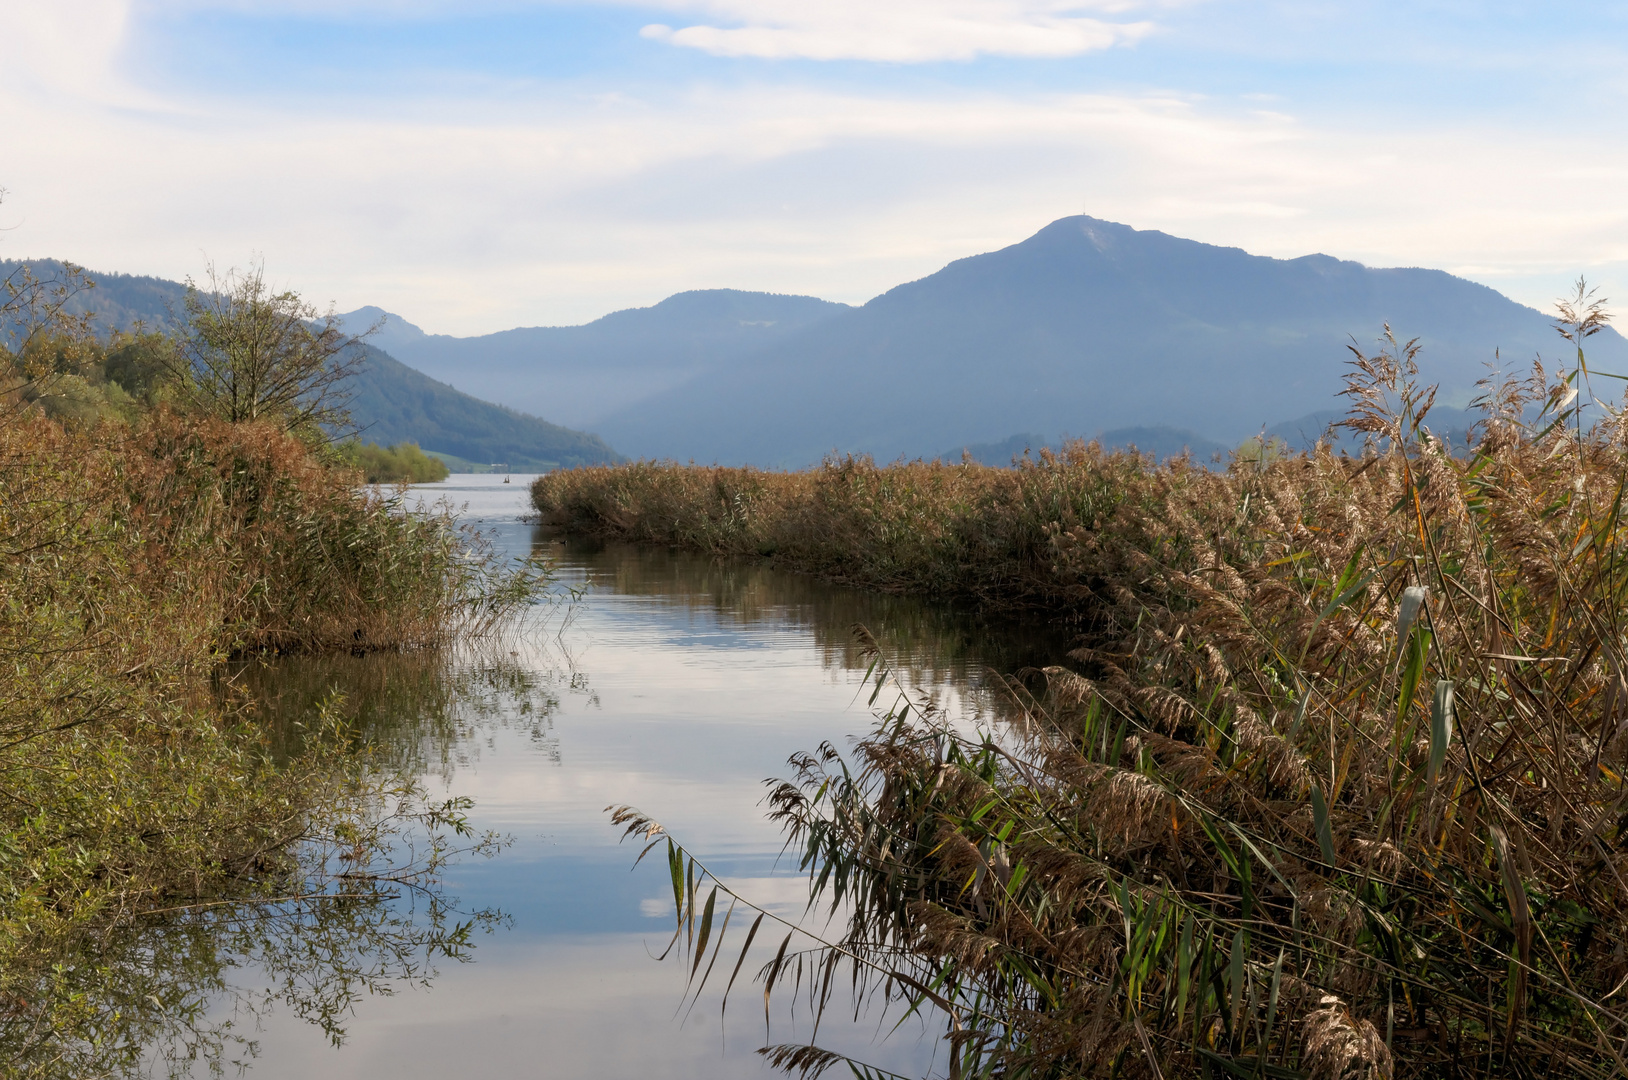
left=234, top=474, right=1070, bottom=1079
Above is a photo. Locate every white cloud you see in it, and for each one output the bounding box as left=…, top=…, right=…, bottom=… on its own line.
left=3, top=3, right=1626, bottom=335
left=8, top=0, right=141, bottom=106
left=636, top=1, right=1155, bottom=62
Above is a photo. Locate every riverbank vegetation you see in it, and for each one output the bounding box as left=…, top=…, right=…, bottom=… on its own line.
left=343, top=438, right=452, bottom=484
left=530, top=439, right=1150, bottom=614
left=0, top=260, right=538, bottom=1076
left=594, top=295, right=1628, bottom=1077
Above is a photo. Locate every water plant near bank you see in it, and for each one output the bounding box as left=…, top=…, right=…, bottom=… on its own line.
left=532, top=437, right=1154, bottom=613
left=342, top=438, right=452, bottom=484
left=0, top=262, right=544, bottom=1077
left=608, top=299, right=1628, bottom=1077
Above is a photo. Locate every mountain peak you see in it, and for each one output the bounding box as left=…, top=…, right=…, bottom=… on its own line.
left=588, top=216, right=1628, bottom=466
left=338, top=306, right=428, bottom=349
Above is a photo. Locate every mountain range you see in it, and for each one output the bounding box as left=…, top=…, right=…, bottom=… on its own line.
left=598, top=217, right=1627, bottom=465
left=14, top=214, right=1624, bottom=470
left=1, top=260, right=619, bottom=470
left=342, top=290, right=848, bottom=431
left=345, top=216, right=1627, bottom=467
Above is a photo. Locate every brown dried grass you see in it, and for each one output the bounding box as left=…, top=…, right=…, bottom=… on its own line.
left=532, top=440, right=1160, bottom=611
left=612, top=324, right=1628, bottom=1078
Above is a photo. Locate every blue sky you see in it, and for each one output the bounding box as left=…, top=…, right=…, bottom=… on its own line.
left=3, top=1, right=1626, bottom=333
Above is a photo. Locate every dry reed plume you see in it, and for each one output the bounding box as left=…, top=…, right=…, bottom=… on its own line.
left=605, top=301, right=1628, bottom=1078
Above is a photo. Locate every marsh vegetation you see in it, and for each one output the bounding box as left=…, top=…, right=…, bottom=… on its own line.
left=568, top=293, right=1628, bottom=1078
left=0, top=259, right=544, bottom=1077
left=341, top=439, right=452, bottom=484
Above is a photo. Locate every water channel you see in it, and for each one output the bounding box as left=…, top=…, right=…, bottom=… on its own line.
left=222, top=474, right=1073, bottom=1078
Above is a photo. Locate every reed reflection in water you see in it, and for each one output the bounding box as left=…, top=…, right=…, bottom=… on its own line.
left=219, top=476, right=1071, bottom=1079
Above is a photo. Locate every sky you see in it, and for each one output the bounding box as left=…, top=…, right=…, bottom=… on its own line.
left=2, top=1, right=1626, bottom=335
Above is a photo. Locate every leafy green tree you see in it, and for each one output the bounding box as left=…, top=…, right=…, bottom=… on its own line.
left=102, top=330, right=177, bottom=401
left=168, top=261, right=375, bottom=437
left=1, top=193, right=99, bottom=423
left=343, top=439, right=452, bottom=484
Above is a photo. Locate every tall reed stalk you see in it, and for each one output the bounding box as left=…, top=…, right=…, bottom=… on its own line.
left=613, top=311, right=1628, bottom=1078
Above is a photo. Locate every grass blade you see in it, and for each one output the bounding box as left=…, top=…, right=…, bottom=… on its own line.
left=1429, top=679, right=1454, bottom=784
left=1310, top=784, right=1336, bottom=867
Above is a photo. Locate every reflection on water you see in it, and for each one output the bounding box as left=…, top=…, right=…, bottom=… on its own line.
left=544, top=532, right=1067, bottom=723
left=233, top=648, right=565, bottom=780
left=13, top=879, right=499, bottom=1079
left=158, top=475, right=1074, bottom=1078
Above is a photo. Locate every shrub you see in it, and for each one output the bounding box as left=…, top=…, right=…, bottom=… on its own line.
left=343, top=439, right=452, bottom=484
left=0, top=406, right=539, bottom=1074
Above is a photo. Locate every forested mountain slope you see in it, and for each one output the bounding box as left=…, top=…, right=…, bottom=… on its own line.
left=0, top=259, right=619, bottom=469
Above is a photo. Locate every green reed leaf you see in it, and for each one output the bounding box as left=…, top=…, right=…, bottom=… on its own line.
left=1176, top=914, right=1193, bottom=1024
left=686, top=858, right=697, bottom=954
left=668, top=840, right=683, bottom=923
left=1310, top=784, right=1336, bottom=867
left=1397, top=625, right=1428, bottom=728
left=691, top=895, right=731, bottom=998
left=1230, top=928, right=1246, bottom=1033
left=1261, top=947, right=1284, bottom=1074
left=764, top=930, right=793, bottom=1038
left=722, top=911, right=764, bottom=1019
left=1429, top=679, right=1454, bottom=785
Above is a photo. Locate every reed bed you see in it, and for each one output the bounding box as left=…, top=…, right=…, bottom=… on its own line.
left=0, top=407, right=537, bottom=1076
left=608, top=328, right=1628, bottom=1078
left=532, top=441, right=1156, bottom=611
left=117, top=412, right=537, bottom=653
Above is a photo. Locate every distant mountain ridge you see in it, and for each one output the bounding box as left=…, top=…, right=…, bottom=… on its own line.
left=339, top=289, right=851, bottom=430
left=580, top=217, right=1628, bottom=466
left=339, top=344, right=619, bottom=469
left=940, top=427, right=1232, bottom=466
left=16, top=215, right=1622, bottom=470
left=0, top=260, right=620, bottom=470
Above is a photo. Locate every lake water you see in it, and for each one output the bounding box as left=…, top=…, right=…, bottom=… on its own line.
left=224, top=474, right=1071, bottom=1079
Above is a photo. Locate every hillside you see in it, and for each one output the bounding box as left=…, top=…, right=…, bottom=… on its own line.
left=585, top=217, right=1628, bottom=466
left=345, top=345, right=618, bottom=469
left=339, top=289, right=851, bottom=430
left=14, top=218, right=1619, bottom=470
left=0, top=259, right=619, bottom=469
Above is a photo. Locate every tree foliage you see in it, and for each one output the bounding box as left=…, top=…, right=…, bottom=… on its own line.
left=168, top=262, right=375, bottom=436
left=343, top=439, right=452, bottom=484
left=0, top=227, right=551, bottom=1072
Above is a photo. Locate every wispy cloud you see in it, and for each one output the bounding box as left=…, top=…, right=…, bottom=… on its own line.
left=635, top=1, right=1155, bottom=62
left=2, top=2, right=1625, bottom=335
left=9, top=0, right=140, bottom=106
